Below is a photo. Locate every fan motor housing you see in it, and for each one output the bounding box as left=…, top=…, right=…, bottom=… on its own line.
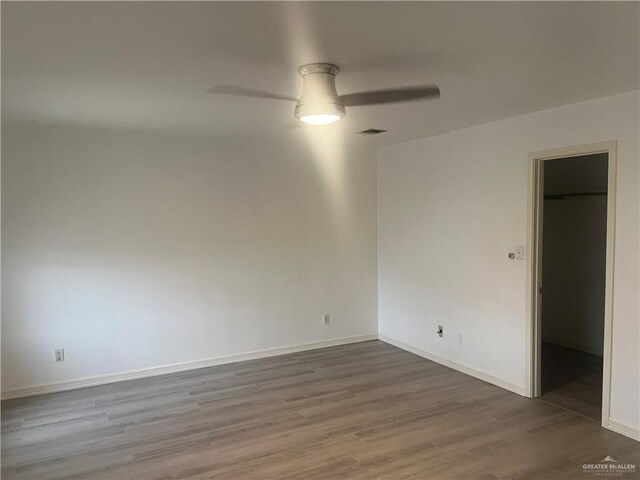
left=295, top=63, right=346, bottom=120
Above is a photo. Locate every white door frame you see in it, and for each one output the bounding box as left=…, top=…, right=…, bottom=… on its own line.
left=525, top=140, right=617, bottom=429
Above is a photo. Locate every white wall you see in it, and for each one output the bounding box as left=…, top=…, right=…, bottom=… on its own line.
left=377, top=91, right=639, bottom=432
left=1, top=123, right=378, bottom=392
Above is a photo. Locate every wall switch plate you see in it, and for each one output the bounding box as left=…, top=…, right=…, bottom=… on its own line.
left=516, top=245, right=525, bottom=260
left=323, top=314, right=330, bottom=325
left=55, top=348, right=65, bottom=363
left=457, top=332, right=464, bottom=346
left=437, top=325, right=444, bottom=337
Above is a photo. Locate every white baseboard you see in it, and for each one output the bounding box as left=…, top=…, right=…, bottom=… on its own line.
left=605, top=418, right=640, bottom=442
left=379, top=334, right=527, bottom=397
left=1, top=334, right=378, bottom=400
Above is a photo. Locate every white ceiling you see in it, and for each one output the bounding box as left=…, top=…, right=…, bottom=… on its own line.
left=2, top=2, right=639, bottom=147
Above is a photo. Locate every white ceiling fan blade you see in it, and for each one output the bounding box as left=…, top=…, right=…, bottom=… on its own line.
left=340, top=85, right=440, bottom=107
left=207, top=85, right=297, bottom=101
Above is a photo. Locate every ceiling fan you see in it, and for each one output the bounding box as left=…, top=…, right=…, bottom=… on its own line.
left=208, top=63, right=440, bottom=126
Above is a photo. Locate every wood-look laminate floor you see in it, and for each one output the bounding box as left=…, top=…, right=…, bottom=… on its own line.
left=2, top=341, right=638, bottom=480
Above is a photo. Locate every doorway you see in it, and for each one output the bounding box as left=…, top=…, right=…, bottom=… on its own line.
left=526, top=142, right=616, bottom=428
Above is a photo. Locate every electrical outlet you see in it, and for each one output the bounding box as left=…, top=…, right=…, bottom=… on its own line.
left=55, top=348, right=65, bottom=363
left=457, top=332, right=464, bottom=346
left=323, top=314, right=330, bottom=325
left=516, top=245, right=525, bottom=260
left=437, top=325, right=444, bottom=337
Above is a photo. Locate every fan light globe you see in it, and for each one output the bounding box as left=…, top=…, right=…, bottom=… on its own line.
left=299, top=114, right=342, bottom=126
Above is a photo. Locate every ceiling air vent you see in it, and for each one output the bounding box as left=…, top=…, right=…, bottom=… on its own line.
left=357, top=129, right=389, bottom=136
